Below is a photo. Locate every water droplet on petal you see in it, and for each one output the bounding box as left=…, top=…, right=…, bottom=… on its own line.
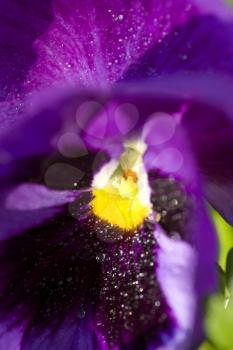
left=96, top=253, right=106, bottom=262
left=77, top=306, right=86, bottom=319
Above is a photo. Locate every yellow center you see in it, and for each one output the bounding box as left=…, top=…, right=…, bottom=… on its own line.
left=91, top=140, right=151, bottom=231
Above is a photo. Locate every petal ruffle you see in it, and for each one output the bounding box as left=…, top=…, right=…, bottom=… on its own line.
left=155, top=228, right=196, bottom=349
left=0, top=183, right=79, bottom=240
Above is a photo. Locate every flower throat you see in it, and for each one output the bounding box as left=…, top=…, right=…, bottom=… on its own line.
left=91, top=140, right=152, bottom=232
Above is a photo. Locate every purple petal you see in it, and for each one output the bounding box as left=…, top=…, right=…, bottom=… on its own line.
left=154, top=200, right=217, bottom=349
left=21, top=309, right=95, bottom=350
left=0, top=1, right=54, bottom=134
left=204, top=182, right=233, bottom=227
left=22, top=0, right=199, bottom=93
left=1, top=0, right=232, bottom=104
left=150, top=173, right=218, bottom=299
left=118, top=75, right=233, bottom=224
left=5, top=183, right=77, bottom=210
left=0, top=183, right=79, bottom=240
left=93, top=183, right=217, bottom=349
left=187, top=195, right=218, bottom=348
left=81, top=87, right=184, bottom=157
left=0, top=92, right=71, bottom=160
left=4, top=0, right=229, bottom=105
left=0, top=91, right=109, bottom=183
left=155, top=228, right=196, bottom=348
left=0, top=89, right=115, bottom=169
left=120, top=14, right=233, bottom=225
left=149, top=174, right=192, bottom=240
left=1, top=0, right=232, bottom=133
left=0, top=211, right=101, bottom=350
left=184, top=106, right=233, bottom=226
left=0, top=177, right=217, bottom=350
left=0, top=319, right=26, bottom=350
left=3, top=74, right=233, bottom=227
left=94, top=220, right=175, bottom=349
left=149, top=171, right=217, bottom=348
left=0, top=0, right=52, bottom=100
left=123, top=15, right=233, bottom=80
left=194, top=0, right=233, bottom=18
left=144, top=119, right=197, bottom=185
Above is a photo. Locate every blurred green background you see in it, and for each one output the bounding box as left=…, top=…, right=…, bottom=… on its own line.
left=199, top=212, right=233, bottom=350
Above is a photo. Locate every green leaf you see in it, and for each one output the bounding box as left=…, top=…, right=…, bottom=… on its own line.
left=226, top=248, right=233, bottom=290
left=205, top=294, right=233, bottom=350
left=212, top=210, right=233, bottom=270
left=218, top=264, right=226, bottom=295
left=199, top=342, right=215, bottom=350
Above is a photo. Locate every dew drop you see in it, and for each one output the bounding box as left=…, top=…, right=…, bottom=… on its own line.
left=96, top=253, right=106, bottom=262
left=77, top=306, right=86, bottom=319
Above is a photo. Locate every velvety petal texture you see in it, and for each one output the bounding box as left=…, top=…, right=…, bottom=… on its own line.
left=94, top=221, right=174, bottom=349
left=0, top=0, right=232, bottom=125
left=22, top=0, right=197, bottom=93
left=123, top=15, right=233, bottom=80
left=0, top=0, right=52, bottom=100
left=0, top=211, right=101, bottom=350
left=22, top=0, right=233, bottom=92
left=21, top=309, right=96, bottom=350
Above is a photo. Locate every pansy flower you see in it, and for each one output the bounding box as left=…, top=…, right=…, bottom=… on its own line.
left=1, top=1, right=233, bottom=349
